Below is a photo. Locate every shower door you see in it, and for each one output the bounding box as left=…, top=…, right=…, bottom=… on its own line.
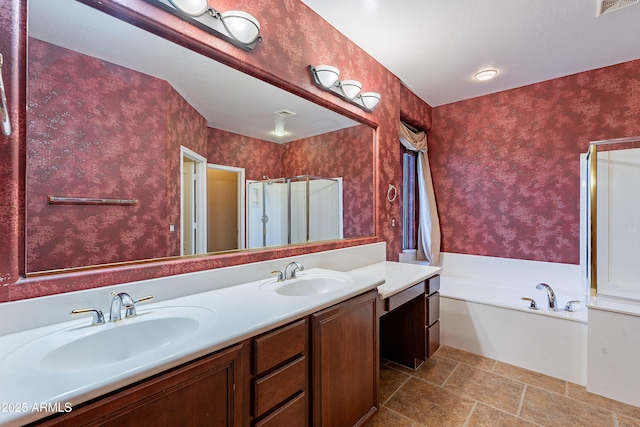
left=587, top=137, right=640, bottom=299
left=246, top=180, right=287, bottom=248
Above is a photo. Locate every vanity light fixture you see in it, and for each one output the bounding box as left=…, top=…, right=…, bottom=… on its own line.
left=360, top=92, right=381, bottom=111
left=339, top=80, right=362, bottom=100
left=144, top=0, right=262, bottom=50
left=309, top=65, right=381, bottom=112
left=313, top=65, right=340, bottom=89
left=474, top=69, right=498, bottom=81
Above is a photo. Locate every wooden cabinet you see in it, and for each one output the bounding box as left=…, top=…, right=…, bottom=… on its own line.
left=379, top=274, right=441, bottom=368
left=311, top=290, right=378, bottom=427
left=250, top=318, right=308, bottom=426
left=379, top=281, right=426, bottom=369
left=32, top=344, right=246, bottom=427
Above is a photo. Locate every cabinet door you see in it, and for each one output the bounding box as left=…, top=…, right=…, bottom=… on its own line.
left=34, top=344, right=245, bottom=427
left=311, top=290, right=378, bottom=427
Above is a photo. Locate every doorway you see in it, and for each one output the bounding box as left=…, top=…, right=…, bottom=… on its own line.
left=207, top=164, right=245, bottom=252
left=181, top=147, right=207, bottom=256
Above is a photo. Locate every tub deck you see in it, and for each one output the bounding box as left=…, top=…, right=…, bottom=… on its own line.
left=438, top=273, right=587, bottom=385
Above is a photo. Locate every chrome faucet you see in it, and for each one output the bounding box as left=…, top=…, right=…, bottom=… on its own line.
left=284, top=262, right=304, bottom=280
left=109, top=292, right=136, bottom=322
left=109, top=292, right=154, bottom=322
left=536, top=283, right=557, bottom=311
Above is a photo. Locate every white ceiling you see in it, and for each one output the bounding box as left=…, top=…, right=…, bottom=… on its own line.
left=300, top=0, right=640, bottom=106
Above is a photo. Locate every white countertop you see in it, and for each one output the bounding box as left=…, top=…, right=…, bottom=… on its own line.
left=588, top=294, right=640, bottom=317
left=0, top=268, right=382, bottom=426
left=352, top=261, right=442, bottom=299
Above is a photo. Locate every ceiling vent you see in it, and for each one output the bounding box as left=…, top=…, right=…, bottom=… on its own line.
left=274, top=109, right=296, bottom=118
left=596, top=0, right=639, bottom=16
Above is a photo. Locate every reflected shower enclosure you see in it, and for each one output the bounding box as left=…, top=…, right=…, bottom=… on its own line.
left=247, top=175, right=343, bottom=248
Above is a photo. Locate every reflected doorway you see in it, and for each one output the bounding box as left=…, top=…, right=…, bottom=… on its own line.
left=181, top=147, right=207, bottom=256
left=207, top=164, right=245, bottom=252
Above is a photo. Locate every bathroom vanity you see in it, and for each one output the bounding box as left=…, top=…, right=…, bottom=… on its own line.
left=353, top=262, right=442, bottom=369
left=0, top=259, right=383, bottom=427
left=0, top=244, right=442, bottom=427
left=27, top=290, right=377, bottom=427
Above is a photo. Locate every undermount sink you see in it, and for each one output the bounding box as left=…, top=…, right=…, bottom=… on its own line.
left=2, top=306, right=215, bottom=374
left=261, top=269, right=353, bottom=296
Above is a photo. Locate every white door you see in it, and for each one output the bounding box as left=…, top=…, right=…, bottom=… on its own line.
left=181, top=147, right=207, bottom=256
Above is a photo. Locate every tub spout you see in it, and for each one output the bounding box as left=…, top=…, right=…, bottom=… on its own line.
left=536, top=283, right=558, bottom=311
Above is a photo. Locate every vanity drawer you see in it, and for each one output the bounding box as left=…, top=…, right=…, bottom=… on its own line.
left=426, top=292, right=440, bottom=327
left=426, top=320, right=440, bottom=357
left=426, top=275, right=441, bottom=296
left=384, top=281, right=425, bottom=312
left=253, top=318, right=307, bottom=375
left=254, top=392, right=307, bottom=427
left=253, top=356, right=307, bottom=417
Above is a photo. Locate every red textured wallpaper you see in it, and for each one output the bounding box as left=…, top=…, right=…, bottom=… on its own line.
left=208, top=125, right=375, bottom=238
left=26, top=38, right=207, bottom=271
left=430, top=59, right=640, bottom=264
left=283, top=125, right=375, bottom=238
left=166, top=84, right=209, bottom=256
left=2, top=0, right=398, bottom=301
left=400, top=84, right=432, bottom=131
left=207, top=127, right=284, bottom=181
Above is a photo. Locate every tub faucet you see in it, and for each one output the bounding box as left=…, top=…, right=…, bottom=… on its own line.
left=536, top=283, right=558, bottom=311
left=284, top=262, right=304, bottom=280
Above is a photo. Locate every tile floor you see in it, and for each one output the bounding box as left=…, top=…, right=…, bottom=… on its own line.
left=366, top=346, right=640, bottom=427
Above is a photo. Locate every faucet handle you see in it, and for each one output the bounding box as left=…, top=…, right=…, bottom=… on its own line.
left=521, top=297, right=538, bottom=310
left=71, top=308, right=106, bottom=326
left=565, top=300, right=580, bottom=312
left=126, top=295, right=154, bottom=318
left=134, top=295, right=154, bottom=305
left=271, top=270, right=284, bottom=282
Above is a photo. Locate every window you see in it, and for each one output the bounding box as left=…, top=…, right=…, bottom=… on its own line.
left=402, top=150, right=417, bottom=250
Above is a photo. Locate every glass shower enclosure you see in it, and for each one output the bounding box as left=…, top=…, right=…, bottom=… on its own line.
left=586, top=136, right=640, bottom=299
left=246, top=175, right=343, bottom=248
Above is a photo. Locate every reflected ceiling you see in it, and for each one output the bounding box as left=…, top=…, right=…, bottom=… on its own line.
left=29, top=0, right=358, bottom=143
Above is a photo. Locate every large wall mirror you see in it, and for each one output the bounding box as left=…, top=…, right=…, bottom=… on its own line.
left=26, top=0, right=375, bottom=274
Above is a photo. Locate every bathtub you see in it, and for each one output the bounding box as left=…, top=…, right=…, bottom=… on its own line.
left=437, top=253, right=588, bottom=385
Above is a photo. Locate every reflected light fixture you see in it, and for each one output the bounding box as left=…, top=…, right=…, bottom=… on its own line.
left=274, top=117, right=285, bottom=137
left=474, top=69, right=498, bottom=81
left=309, top=65, right=381, bottom=112
left=273, top=109, right=296, bottom=138
left=144, top=0, right=262, bottom=50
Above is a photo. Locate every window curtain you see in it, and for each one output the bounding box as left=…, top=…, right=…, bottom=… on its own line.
left=400, top=122, right=441, bottom=265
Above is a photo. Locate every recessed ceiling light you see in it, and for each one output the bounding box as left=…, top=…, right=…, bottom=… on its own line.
left=474, top=69, right=498, bottom=81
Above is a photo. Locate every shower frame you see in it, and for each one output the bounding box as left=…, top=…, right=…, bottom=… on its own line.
left=587, top=135, right=640, bottom=296
left=247, top=174, right=342, bottom=248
